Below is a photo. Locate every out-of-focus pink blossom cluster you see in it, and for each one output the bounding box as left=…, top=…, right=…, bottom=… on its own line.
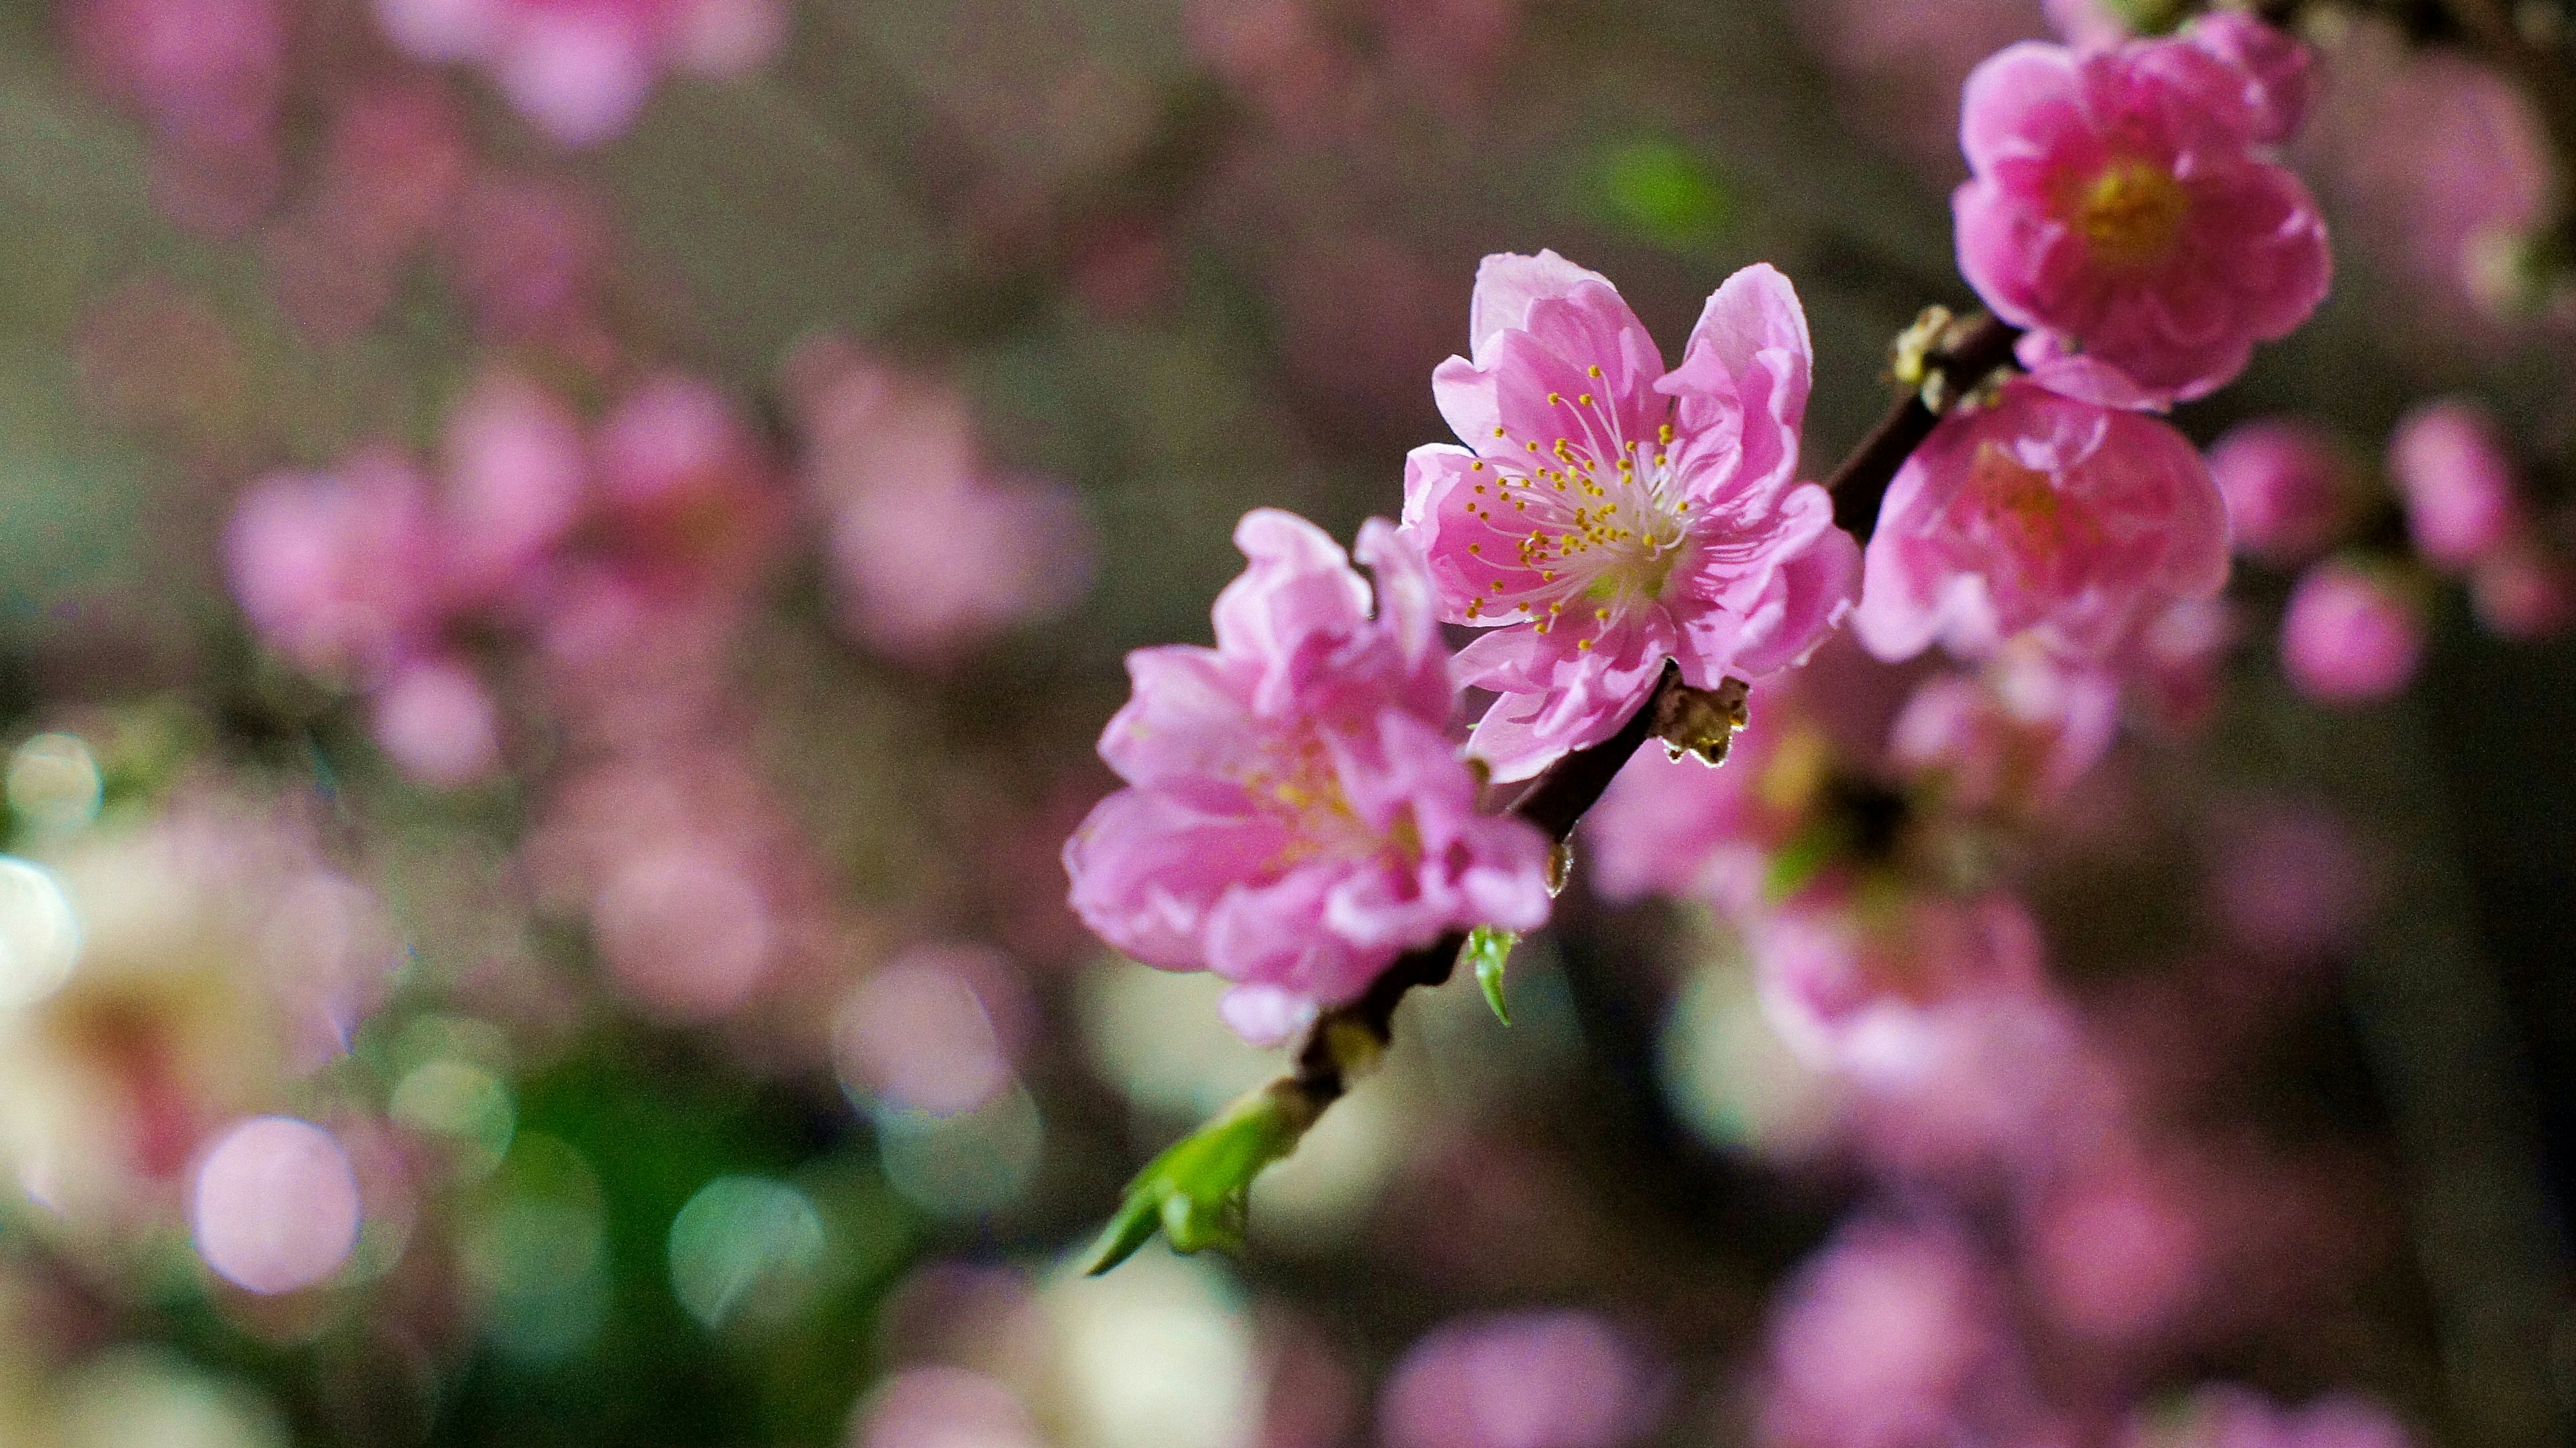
left=227, top=366, right=777, bottom=789
left=784, top=340, right=1093, bottom=668
left=2206, top=398, right=2571, bottom=708
left=371, top=0, right=786, bottom=147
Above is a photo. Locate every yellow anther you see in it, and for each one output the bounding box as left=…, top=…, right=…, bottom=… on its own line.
left=1577, top=639, right=1594, bottom=651
left=1548, top=392, right=1562, bottom=404
left=1588, top=364, right=1603, bottom=378
left=1577, top=393, right=1593, bottom=406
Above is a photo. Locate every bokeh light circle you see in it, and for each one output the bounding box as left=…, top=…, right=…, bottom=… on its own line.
left=0, top=854, right=83, bottom=1009
left=5, top=732, right=103, bottom=833
left=666, top=1174, right=828, bottom=1330
left=191, top=1116, right=364, bottom=1295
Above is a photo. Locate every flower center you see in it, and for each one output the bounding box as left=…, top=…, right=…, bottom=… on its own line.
left=2070, top=158, right=2189, bottom=270
left=1951, top=441, right=2104, bottom=597
left=1245, top=729, right=1422, bottom=874
left=1462, top=387, right=1697, bottom=649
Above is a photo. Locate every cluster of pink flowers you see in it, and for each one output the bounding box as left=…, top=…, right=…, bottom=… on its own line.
left=227, top=367, right=775, bottom=786
left=1065, top=510, right=1556, bottom=1043
left=1070, top=250, right=1881, bottom=1040
left=2210, top=397, right=2571, bottom=707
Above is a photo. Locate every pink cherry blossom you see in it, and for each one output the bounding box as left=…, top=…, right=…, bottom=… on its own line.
left=437, top=366, right=589, bottom=609
left=591, top=372, right=781, bottom=597
left=2021, top=1141, right=2208, bottom=1344
left=2388, top=400, right=2522, bottom=571
left=1953, top=26, right=2331, bottom=401
left=1400, top=252, right=1860, bottom=781
left=1750, top=883, right=2048, bottom=1079
left=2279, top=561, right=2424, bottom=704
left=225, top=452, right=443, bottom=685
left=1379, top=1311, right=1662, bottom=1448
left=2206, top=419, right=2349, bottom=567
left=371, top=0, right=785, bottom=148
left=1063, top=509, right=1554, bottom=1044
left=1854, top=376, right=2229, bottom=666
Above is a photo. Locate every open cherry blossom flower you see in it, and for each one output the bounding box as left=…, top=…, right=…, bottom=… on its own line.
left=1400, top=252, right=1860, bottom=781
left=1854, top=376, right=2228, bottom=666
left=1953, top=21, right=2331, bottom=402
left=1065, top=509, right=1554, bottom=1044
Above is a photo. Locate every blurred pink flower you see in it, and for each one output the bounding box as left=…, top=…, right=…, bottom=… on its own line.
left=1761, top=1221, right=2026, bottom=1448
left=2388, top=400, right=2522, bottom=572
left=368, top=654, right=505, bottom=787
left=2306, top=22, right=2548, bottom=330
left=1849, top=995, right=2123, bottom=1188
left=1064, top=510, right=1553, bottom=1045
left=2470, top=533, right=2576, bottom=640
left=2206, top=419, right=2349, bottom=568
left=790, top=347, right=1090, bottom=665
left=226, top=452, right=443, bottom=686
left=190, top=1115, right=362, bottom=1295
left=833, top=945, right=1032, bottom=1119
left=437, top=367, right=590, bottom=609
left=2129, top=1386, right=2414, bottom=1448
left=1401, top=252, right=1860, bottom=781
left=64, top=0, right=285, bottom=234
left=1953, top=26, right=2330, bottom=401
left=2021, top=1141, right=2206, bottom=1344
left=851, top=1365, right=1044, bottom=1448
left=1751, top=884, right=2049, bottom=1078
left=1889, top=650, right=2118, bottom=815
left=1854, top=376, right=2229, bottom=665
left=372, top=0, right=786, bottom=148
left=2279, top=562, right=2423, bottom=705
left=1379, top=1311, right=1662, bottom=1448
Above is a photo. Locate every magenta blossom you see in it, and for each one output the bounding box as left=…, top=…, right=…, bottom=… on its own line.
left=1953, top=23, right=2331, bottom=401
left=1400, top=252, right=1860, bottom=781
left=2389, top=399, right=2522, bottom=571
left=2279, top=561, right=2424, bottom=704
left=1854, top=376, right=2229, bottom=665
left=1064, top=509, right=1554, bottom=1044
left=2206, top=419, right=2349, bottom=567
